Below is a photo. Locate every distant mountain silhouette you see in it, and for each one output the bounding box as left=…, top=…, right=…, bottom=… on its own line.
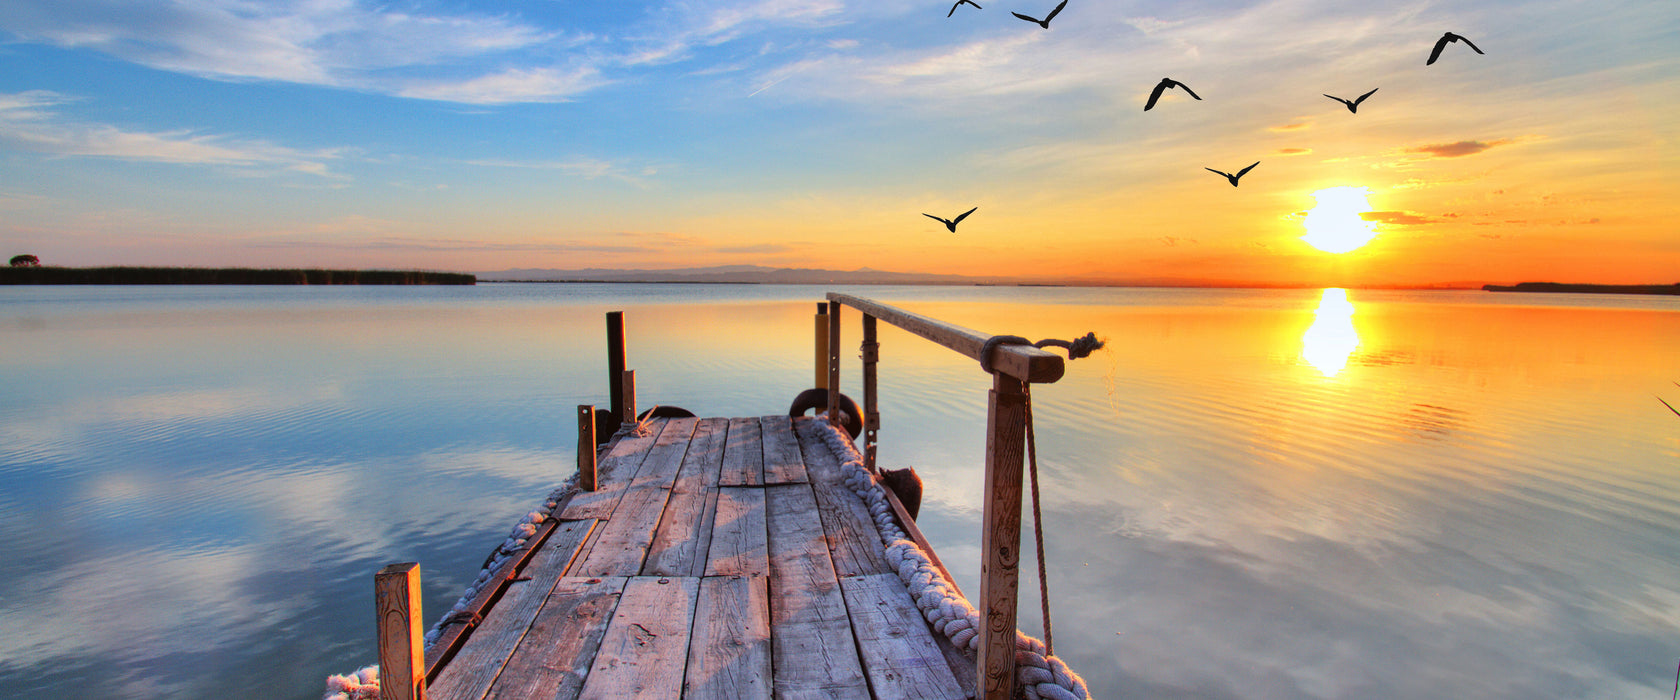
left=1482, top=282, right=1680, bottom=295
left=479, top=265, right=991, bottom=285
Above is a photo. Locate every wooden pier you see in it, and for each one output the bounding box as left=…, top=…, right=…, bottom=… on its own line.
left=361, top=294, right=1081, bottom=700
left=420, top=414, right=971, bottom=699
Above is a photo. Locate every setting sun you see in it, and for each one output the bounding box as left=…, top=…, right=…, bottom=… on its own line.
left=1301, top=186, right=1379, bottom=254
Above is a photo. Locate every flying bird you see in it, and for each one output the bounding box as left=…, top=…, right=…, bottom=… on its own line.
left=1427, top=32, right=1483, bottom=65
left=1144, top=77, right=1201, bottom=111
left=1205, top=162, right=1259, bottom=187
left=1011, top=0, right=1067, bottom=29
left=948, top=0, right=982, bottom=17
left=1324, top=88, right=1379, bottom=113
left=923, top=207, right=978, bottom=232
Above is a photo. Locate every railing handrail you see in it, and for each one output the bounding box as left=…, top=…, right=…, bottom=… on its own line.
left=826, top=292, right=1065, bottom=384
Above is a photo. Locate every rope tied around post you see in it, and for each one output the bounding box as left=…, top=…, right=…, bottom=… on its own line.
left=978, top=332, right=1104, bottom=375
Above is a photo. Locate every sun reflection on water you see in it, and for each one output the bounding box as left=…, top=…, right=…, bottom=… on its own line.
left=1301, top=288, right=1359, bottom=377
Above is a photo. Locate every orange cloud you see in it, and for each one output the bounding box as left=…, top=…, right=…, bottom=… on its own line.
left=1361, top=211, right=1438, bottom=225
left=1405, top=139, right=1514, bottom=158
left=1275, top=147, right=1311, bottom=156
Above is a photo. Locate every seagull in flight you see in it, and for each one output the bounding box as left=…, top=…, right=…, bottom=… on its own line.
left=1205, top=162, right=1259, bottom=187
left=948, top=0, right=982, bottom=17
left=1011, top=0, right=1066, bottom=29
left=1144, top=77, right=1201, bottom=111
left=1324, top=88, right=1379, bottom=113
left=1427, top=32, right=1484, bottom=65
left=924, top=207, right=978, bottom=232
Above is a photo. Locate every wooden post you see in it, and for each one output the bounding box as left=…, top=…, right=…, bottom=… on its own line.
left=376, top=562, right=426, bottom=700
left=607, top=311, right=626, bottom=421
left=815, top=302, right=829, bottom=390
left=977, top=373, right=1028, bottom=700
left=577, top=405, right=597, bottom=491
left=861, top=314, right=879, bottom=471
left=621, top=370, right=637, bottom=425
left=826, top=300, right=841, bottom=427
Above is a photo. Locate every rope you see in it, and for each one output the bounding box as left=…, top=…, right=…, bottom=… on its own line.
left=1024, top=386, right=1052, bottom=656
left=979, top=332, right=1105, bottom=374
left=811, top=418, right=1090, bottom=700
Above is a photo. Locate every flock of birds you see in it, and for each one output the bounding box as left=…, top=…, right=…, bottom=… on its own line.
left=923, top=1, right=1486, bottom=231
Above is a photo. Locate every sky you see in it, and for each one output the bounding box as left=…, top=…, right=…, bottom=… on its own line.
left=0, top=0, right=1676, bottom=287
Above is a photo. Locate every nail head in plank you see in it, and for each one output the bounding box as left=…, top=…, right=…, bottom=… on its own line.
left=481, top=577, right=628, bottom=700
left=577, top=576, right=700, bottom=700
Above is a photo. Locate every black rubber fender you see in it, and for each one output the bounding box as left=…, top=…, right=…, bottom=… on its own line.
left=638, top=405, right=697, bottom=420
left=787, top=388, right=864, bottom=440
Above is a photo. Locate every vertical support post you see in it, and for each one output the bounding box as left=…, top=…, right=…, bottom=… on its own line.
left=577, top=405, right=597, bottom=491
left=977, top=373, right=1028, bottom=700
left=814, top=303, right=829, bottom=390
left=607, top=311, right=626, bottom=421
left=861, top=314, right=879, bottom=471
left=826, top=300, right=841, bottom=427
left=621, top=370, right=637, bottom=425
left=376, top=562, right=426, bottom=700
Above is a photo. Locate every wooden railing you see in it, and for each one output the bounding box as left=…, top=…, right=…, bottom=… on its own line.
left=822, top=292, right=1067, bottom=700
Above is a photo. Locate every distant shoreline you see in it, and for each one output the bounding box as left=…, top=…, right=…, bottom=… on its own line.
left=1, top=267, right=475, bottom=285
left=1482, top=282, right=1680, bottom=296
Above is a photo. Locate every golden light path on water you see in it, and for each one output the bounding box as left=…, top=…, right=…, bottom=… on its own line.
left=1301, top=288, right=1360, bottom=377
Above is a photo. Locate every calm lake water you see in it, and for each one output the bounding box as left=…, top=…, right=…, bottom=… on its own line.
left=1, top=284, right=1676, bottom=699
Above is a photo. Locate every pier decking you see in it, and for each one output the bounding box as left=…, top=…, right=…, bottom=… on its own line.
left=423, top=414, right=974, bottom=700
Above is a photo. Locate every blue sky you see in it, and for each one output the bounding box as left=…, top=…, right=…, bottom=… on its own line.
left=2, top=0, right=1676, bottom=284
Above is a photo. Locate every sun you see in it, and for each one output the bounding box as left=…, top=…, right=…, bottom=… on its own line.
left=1301, top=186, right=1378, bottom=253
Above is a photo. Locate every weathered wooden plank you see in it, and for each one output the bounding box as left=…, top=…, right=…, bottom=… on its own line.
left=840, top=573, right=968, bottom=700
left=577, top=576, right=699, bottom=700
left=720, top=417, right=764, bottom=486
left=375, top=563, right=425, bottom=700
left=642, top=417, right=729, bottom=576
left=792, top=417, right=891, bottom=577
left=765, top=484, right=869, bottom=700
left=561, top=418, right=670, bottom=520
left=978, top=374, right=1027, bottom=700
left=684, top=575, right=772, bottom=700
left=570, top=419, right=697, bottom=576
left=480, top=577, right=627, bottom=700
left=705, top=487, right=768, bottom=577
left=759, top=415, right=808, bottom=484
left=427, top=519, right=599, bottom=700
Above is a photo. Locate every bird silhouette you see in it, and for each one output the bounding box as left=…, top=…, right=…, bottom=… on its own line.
left=1427, top=32, right=1483, bottom=65
left=923, top=207, right=978, bottom=232
left=1144, top=77, right=1201, bottom=111
left=1011, top=0, right=1066, bottom=28
left=1205, top=162, right=1259, bottom=187
left=948, top=0, right=982, bottom=17
left=1324, top=87, right=1379, bottom=113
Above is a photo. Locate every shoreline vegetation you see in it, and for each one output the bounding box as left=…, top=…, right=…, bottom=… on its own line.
left=1, top=266, right=475, bottom=285
left=1482, top=282, right=1680, bottom=295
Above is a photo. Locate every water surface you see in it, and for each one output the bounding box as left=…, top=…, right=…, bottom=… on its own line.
left=0, top=284, right=1676, bottom=699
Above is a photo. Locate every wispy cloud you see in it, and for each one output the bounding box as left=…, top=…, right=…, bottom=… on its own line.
left=1362, top=210, right=1439, bottom=225
left=1404, top=139, right=1515, bottom=158
left=0, top=91, right=340, bottom=176
left=0, top=0, right=584, bottom=103
left=461, top=156, right=659, bottom=185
